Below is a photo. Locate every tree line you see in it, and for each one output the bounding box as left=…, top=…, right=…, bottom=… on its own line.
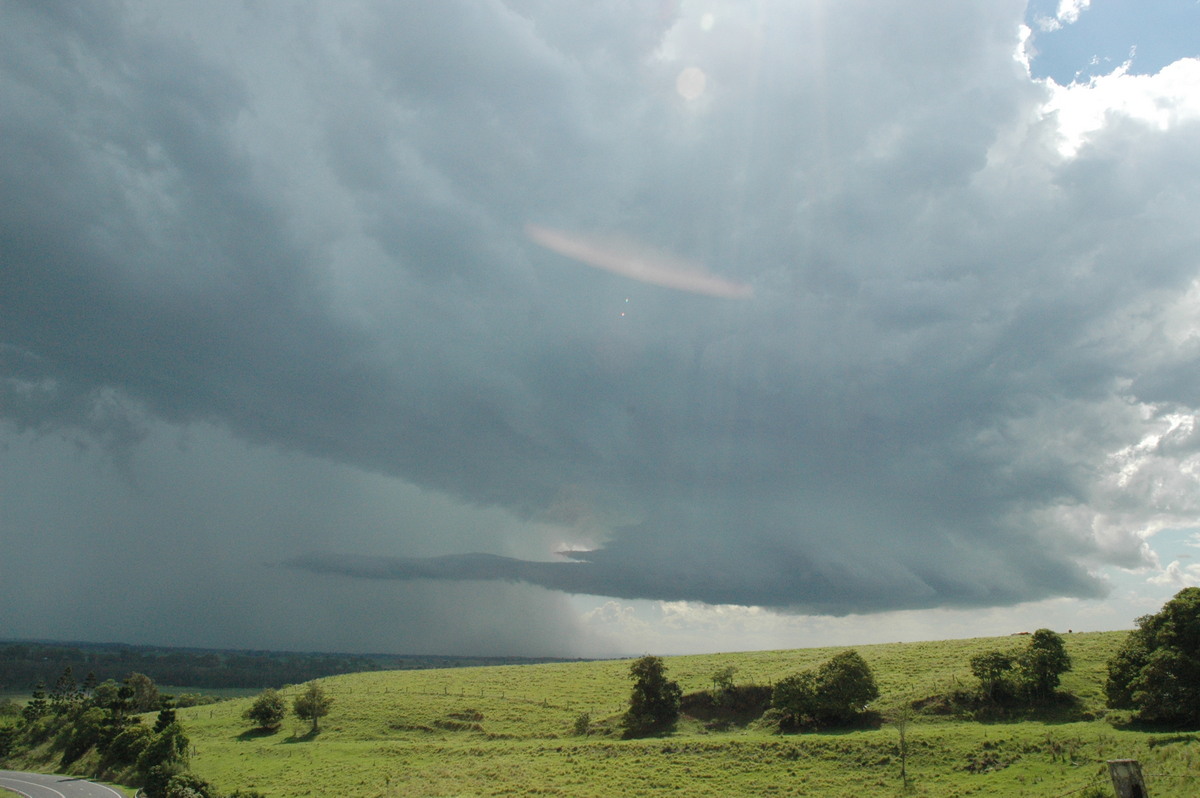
left=0, top=641, right=568, bottom=691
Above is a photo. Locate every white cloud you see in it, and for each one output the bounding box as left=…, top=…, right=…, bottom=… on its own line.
left=1043, top=57, right=1200, bottom=155
left=1057, top=0, right=1092, bottom=26
left=1148, top=560, right=1200, bottom=590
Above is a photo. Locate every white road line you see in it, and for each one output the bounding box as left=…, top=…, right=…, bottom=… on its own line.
left=0, top=775, right=68, bottom=798
left=0, top=772, right=124, bottom=798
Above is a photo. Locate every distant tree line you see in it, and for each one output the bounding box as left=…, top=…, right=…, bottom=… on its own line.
left=0, top=641, right=573, bottom=691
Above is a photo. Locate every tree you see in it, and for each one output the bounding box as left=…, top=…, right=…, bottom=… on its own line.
left=1018, top=628, right=1071, bottom=701
left=812, top=650, right=879, bottom=724
left=293, top=683, right=332, bottom=734
left=91, top=679, right=123, bottom=712
left=137, top=720, right=190, bottom=776
left=50, top=665, right=80, bottom=713
left=711, top=666, right=737, bottom=692
left=22, top=681, right=48, bottom=722
left=126, top=672, right=161, bottom=713
left=244, top=688, right=286, bottom=731
left=970, top=651, right=1016, bottom=704
left=1106, top=586, right=1200, bottom=726
left=771, top=671, right=818, bottom=729
left=772, top=650, right=879, bottom=729
left=621, top=656, right=682, bottom=737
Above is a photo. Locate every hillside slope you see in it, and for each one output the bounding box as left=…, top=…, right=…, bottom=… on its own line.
left=171, top=630, right=1196, bottom=797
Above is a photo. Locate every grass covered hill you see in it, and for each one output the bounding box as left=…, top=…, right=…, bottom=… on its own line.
left=167, top=630, right=1200, bottom=797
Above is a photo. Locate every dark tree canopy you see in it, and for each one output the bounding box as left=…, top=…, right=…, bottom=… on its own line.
left=622, top=655, right=682, bottom=737
left=1106, top=586, right=1200, bottom=727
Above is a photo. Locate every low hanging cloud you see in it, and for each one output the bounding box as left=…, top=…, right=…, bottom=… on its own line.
left=3, top=0, right=1200, bottom=647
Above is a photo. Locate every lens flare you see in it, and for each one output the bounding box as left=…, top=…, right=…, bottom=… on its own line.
left=526, top=224, right=752, bottom=299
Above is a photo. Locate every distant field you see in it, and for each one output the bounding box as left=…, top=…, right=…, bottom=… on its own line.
left=174, top=630, right=1200, bottom=797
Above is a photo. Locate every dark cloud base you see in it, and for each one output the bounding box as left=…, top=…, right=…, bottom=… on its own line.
left=287, top=542, right=1106, bottom=616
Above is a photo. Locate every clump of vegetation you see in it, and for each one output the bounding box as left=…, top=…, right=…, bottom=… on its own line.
left=768, top=650, right=879, bottom=731
left=1106, top=586, right=1200, bottom=727
left=681, top=668, right=772, bottom=731
left=0, top=668, right=261, bottom=798
left=621, top=656, right=682, bottom=738
left=964, top=629, right=1073, bottom=714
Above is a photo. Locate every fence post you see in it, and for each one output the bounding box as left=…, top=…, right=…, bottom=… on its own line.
left=1108, top=759, right=1149, bottom=798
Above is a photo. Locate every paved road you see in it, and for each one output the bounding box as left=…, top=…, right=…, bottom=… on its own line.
left=0, top=771, right=126, bottom=798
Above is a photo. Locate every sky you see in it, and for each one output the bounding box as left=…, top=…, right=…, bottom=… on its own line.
left=2, top=0, right=1200, bottom=659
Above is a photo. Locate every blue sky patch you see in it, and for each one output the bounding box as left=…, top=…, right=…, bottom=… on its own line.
left=1026, top=0, right=1200, bottom=83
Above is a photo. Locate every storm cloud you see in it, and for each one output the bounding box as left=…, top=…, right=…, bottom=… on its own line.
left=3, top=1, right=1200, bottom=653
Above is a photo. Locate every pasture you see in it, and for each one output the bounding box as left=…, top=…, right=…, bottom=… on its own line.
left=173, top=631, right=1200, bottom=797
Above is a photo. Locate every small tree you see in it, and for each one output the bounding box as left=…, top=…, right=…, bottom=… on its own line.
left=50, top=666, right=79, bottom=713
left=970, top=651, right=1016, bottom=704
left=22, top=682, right=48, bottom=722
left=885, top=700, right=916, bottom=793
left=812, top=650, right=879, bottom=724
left=771, top=671, right=818, bottom=729
left=126, top=672, right=161, bottom=713
left=244, top=688, right=286, bottom=731
left=1018, top=629, right=1071, bottom=701
left=293, top=683, right=333, bottom=734
left=711, top=666, right=737, bottom=692
left=622, top=656, right=682, bottom=737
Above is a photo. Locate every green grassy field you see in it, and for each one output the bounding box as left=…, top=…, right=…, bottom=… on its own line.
left=171, top=631, right=1200, bottom=797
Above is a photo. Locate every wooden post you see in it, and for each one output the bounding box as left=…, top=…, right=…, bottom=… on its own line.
left=1108, top=759, right=1149, bottom=798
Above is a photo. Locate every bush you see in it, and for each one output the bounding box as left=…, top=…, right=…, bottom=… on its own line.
left=101, top=722, right=153, bottom=770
